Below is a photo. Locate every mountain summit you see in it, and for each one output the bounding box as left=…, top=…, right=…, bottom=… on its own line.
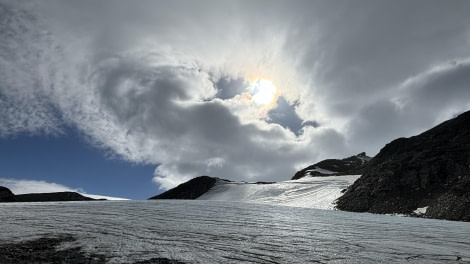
left=292, top=152, right=371, bottom=180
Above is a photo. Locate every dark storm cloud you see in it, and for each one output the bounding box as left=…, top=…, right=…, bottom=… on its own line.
left=1, top=0, right=469, bottom=188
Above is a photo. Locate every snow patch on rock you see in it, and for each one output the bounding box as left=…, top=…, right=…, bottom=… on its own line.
left=413, top=206, right=429, bottom=216
left=306, top=167, right=336, bottom=175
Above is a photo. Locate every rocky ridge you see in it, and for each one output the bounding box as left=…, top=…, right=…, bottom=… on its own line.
left=291, top=152, right=371, bottom=180
left=0, top=186, right=100, bottom=202
left=336, top=110, right=470, bottom=221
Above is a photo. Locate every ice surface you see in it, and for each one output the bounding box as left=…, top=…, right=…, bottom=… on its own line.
left=198, top=175, right=359, bottom=209
left=1, top=201, right=469, bottom=263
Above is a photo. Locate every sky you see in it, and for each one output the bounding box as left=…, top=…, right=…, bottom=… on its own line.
left=1, top=0, right=470, bottom=199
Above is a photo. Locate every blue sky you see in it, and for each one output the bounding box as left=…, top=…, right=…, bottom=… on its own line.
left=0, top=129, right=158, bottom=199
left=1, top=1, right=470, bottom=198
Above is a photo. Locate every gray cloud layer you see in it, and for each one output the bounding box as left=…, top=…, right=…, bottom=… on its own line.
left=1, top=0, right=469, bottom=189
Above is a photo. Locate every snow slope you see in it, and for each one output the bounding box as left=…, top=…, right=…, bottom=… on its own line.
left=79, top=193, right=129, bottom=201
left=198, top=175, right=359, bottom=209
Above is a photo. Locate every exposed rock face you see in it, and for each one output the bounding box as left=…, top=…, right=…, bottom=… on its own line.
left=336, top=111, right=470, bottom=221
left=292, top=152, right=371, bottom=180
left=0, top=186, right=16, bottom=202
left=14, top=192, right=95, bottom=202
left=149, top=176, right=221, bottom=199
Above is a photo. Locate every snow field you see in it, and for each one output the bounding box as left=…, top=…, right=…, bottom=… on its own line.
left=198, top=175, right=360, bottom=209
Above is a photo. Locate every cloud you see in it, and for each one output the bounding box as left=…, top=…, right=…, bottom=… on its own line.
left=347, top=59, right=470, bottom=155
left=0, top=178, right=82, bottom=195
left=1, top=1, right=470, bottom=189
left=0, top=2, right=64, bottom=137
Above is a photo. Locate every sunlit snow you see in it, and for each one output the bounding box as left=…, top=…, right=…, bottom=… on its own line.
left=80, top=193, right=129, bottom=201
left=198, top=175, right=359, bottom=209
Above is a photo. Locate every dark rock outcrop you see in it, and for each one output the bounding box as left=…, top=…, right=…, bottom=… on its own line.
left=14, top=192, right=95, bottom=202
left=292, top=152, right=371, bottom=180
left=0, top=187, right=99, bottom=203
left=336, top=110, right=470, bottom=221
left=149, top=176, right=221, bottom=200
left=0, top=186, right=16, bottom=202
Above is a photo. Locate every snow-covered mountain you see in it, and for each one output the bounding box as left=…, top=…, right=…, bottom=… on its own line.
left=150, top=175, right=359, bottom=210
left=154, top=111, right=470, bottom=222
left=198, top=175, right=359, bottom=209
left=149, top=153, right=369, bottom=210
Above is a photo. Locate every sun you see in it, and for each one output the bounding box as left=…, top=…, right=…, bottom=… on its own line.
left=248, top=79, right=279, bottom=106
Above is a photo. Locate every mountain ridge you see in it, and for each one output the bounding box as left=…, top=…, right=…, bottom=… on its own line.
left=0, top=186, right=101, bottom=202
left=336, top=110, right=470, bottom=221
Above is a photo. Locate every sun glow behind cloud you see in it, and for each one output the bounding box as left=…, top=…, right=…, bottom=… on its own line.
left=250, top=79, right=278, bottom=106
left=236, top=77, right=281, bottom=118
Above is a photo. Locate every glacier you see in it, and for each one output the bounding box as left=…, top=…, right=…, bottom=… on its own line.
left=1, top=200, right=469, bottom=263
